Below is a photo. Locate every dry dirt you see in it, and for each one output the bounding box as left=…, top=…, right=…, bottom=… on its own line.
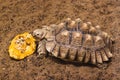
left=0, top=0, right=120, bottom=80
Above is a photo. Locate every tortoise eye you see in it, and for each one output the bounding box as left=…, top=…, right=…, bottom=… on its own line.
left=37, top=34, right=39, bottom=36
left=36, top=32, right=44, bottom=38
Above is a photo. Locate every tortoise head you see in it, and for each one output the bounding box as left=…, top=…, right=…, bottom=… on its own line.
left=33, top=25, right=56, bottom=41
left=33, top=28, right=48, bottom=57
left=33, top=28, right=47, bottom=41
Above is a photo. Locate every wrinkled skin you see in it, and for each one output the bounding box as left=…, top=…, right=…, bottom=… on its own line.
left=33, top=25, right=56, bottom=57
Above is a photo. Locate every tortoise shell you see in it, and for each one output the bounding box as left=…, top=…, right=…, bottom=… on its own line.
left=38, top=18, right=114, bottom=64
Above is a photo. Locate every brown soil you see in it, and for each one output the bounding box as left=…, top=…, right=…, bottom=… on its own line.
left=0, top=0, right=120, bottom=80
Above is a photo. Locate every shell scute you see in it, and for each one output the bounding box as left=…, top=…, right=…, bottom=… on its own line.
left=83, top=34, right=93, bottom=49
left=77, top=49, right=86, bottom=62
left=59, top=46, right=69, bottom=59
left=84, top=50, right=91, bottom=63
left=96, top=51, right=103, bottom=63
left=90, top=51, right=96, bottom=64
left=68, top=48, right=77, bottom=60
left=71, top=32, right=82, bottom=46
left=94, top=36, right=105, bottom=49
left=46, top=41, right=55, bottom=52
left=100, top=50, right=108, bottom=61
left=52, top=44, right=60, bottom=57
left=56, top=30, right=70, bottom=45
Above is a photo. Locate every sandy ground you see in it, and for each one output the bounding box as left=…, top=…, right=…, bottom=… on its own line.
left=0, top=0, right=120, bottom=80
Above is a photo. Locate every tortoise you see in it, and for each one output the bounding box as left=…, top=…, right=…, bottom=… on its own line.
left=33, top=18, right=114, bottom=65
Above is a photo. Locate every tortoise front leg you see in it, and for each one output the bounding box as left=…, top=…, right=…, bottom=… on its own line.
left=37, top=40, right=47, bottom=58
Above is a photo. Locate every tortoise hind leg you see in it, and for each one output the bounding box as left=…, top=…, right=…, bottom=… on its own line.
left=95, top=48, right=112, bottom=69
left=96, top=63, right=109, bottom=69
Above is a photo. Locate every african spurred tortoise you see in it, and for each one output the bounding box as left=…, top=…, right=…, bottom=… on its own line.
left=33, top=18, right=114, bottom=65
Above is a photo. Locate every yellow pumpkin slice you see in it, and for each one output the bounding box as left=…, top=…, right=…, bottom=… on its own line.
left=9, top=32, right=36, bottom=60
